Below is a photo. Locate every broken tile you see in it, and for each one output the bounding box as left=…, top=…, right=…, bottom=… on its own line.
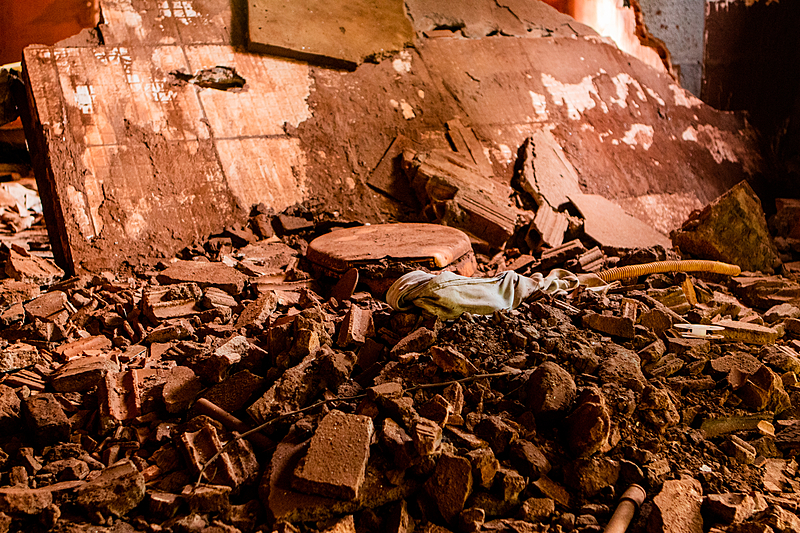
left=337, top=306, right=374, bottom=347
left=717, top=319, right=780, bottom=345
left=3, top=246, right=63, bottom=286
left=178, top=419, right=259, bottom=490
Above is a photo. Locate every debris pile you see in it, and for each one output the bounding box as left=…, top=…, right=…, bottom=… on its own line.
left=0, top=196, right=799, bottom=533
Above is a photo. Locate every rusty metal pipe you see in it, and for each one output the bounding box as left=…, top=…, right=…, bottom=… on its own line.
left=602, top=484, right=646, bottom=533
left=194, top=398, right=272, bottom=449
left=597, top=260, right=741, bottom=283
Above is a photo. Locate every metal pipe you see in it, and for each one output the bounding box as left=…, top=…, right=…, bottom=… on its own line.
left=603, top=484, right=646, bottom=533
left=194, top=398, right=273, bottom=449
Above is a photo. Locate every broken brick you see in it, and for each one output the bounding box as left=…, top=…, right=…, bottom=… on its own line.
left=74, top=459, right=146, bottom=517
left=293, top=410, right=374, bottom=500
left=582, top=311, right=635, bottom=339
left=178, top=419, right=259, bottom=491
left=50, top=356, right=119, bottom=393
left=23, top=393, right=70, bottom=446
left=157, top=261, right=248, bottom=295
left=162, top=366, right=201, bottom=413
left=425, top=453, right=473, bottom=523
left=337, top=305, right=374, bottom=347
left=648, top=477, right=704, bottom=533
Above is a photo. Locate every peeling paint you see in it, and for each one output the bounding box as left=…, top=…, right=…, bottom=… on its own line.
left=621, top=124, right=654, bottom=150
left=610, top=73, right=645, bottom=108
left=682, top=124, right=742, bottom=166
left=495, top=144, right=514, bottom=165
left=529, top=91, right=549, bottom=121
left=74, top=85, right=96, bottom=114
left=670, top=84, right=703, bottom=107
left=159, top=1, right=199, bottom=24
left=541, top=73, right=603, bottom=120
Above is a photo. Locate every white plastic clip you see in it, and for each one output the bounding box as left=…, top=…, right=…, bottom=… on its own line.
left=675, top=323, right=725, bottom=339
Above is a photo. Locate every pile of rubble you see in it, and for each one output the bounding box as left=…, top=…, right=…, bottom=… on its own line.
left=1, top=201, right=800, bottom=533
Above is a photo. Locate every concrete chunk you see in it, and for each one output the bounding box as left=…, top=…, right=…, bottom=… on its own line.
left=425, top=453, right=473, bottom=523
left=74, top=459, right=145, bottom=516
left=673, top=181, right=780, bottom=273
left=293, top=410, right=374, bottom=500
left=23, top=393, right=70, bottom=446
left=648, top=476, right=703, bottom=533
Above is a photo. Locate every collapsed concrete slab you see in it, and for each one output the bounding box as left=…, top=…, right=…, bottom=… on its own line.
left=20, top=0, right=764, bottom=273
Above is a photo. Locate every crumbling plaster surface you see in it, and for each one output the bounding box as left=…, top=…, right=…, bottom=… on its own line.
left=639, top=0, right=705, bottom=96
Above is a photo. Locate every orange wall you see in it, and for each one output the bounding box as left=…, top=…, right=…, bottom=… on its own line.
left=1, top=0, right=100, bottom=64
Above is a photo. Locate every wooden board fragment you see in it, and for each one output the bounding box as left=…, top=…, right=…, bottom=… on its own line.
left=21, top=44, right=311, bottom=273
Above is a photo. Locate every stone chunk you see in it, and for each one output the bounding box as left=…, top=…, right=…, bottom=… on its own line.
left=648, top=476, right=703, bottom=533
left=582, top=312, right=635, bottom=339
left=672, top=181, right=780, bottom=272
left=200, top=370, right=265, bottom=414
left=390, top=328, right=436, bottom=359
left=157, top=260, right=248, bottom=295
left=704, top=493, right=767, bottom=524
left=143, top=283, right=203, bottom=321
left=425, top=453, right=473, bottom=523
left=0, top=279, right=39, bottom=308
left=23, top=393, right=70, bottom=446
left=0, top=385, right=21, bottom=432
left=293, top=410, right=374, bottom=500
left=466, top=448, right=499, bottom=489
left=597, top=344, right=647, bottom=392
left=430, top=345, right=478, bottom=377
left=765, top=303, right=800, bottom=323
left=518, top=497, right=555, bottom=522
left=474, top=415, right=518, bottom=454
left=0, top=487, right=53, bottom=515
left=525, top=361, right=576, bottom=418
left=509, top=439, right=551, bottom=480
left=0, top=342, right=40, bottom=373
left=4, top=246, right=64, bottom=286
left=563, top=457, right=619, bottom=498
left=24, top=291, right=69, bottom=324
left=563, top=386, right=610, bottom=458
left=74, top=459, right=145, bottom=516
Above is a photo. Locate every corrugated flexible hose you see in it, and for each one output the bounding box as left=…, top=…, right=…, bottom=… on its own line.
left=596, top=259, right=741, bottom=283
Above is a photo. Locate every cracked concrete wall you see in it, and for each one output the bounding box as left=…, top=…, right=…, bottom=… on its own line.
left=639, top=0, right=705, bottom=96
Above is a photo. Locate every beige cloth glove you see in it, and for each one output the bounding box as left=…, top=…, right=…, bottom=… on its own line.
left=386, top=268, right=584, bottom=320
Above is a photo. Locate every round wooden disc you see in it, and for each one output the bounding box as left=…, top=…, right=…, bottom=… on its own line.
left=307, top=223, right=474, bottom=274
